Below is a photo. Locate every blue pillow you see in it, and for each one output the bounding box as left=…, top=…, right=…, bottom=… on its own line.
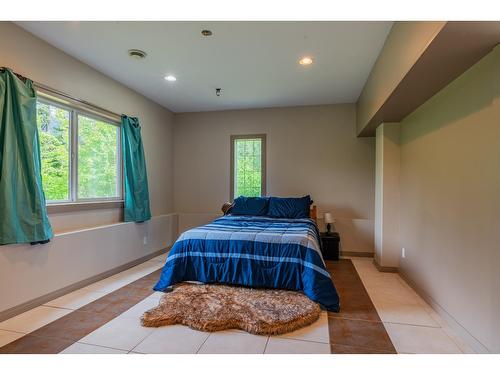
left=267, top=195, right=311, bottom=219
left=229, top=196, right=269, bottom=216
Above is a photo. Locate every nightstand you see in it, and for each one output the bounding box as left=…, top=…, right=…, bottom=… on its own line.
left=320, top=232, right=340, bottom=261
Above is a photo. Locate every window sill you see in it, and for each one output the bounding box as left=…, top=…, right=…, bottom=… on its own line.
left=47, top=200, right=124, bottom=214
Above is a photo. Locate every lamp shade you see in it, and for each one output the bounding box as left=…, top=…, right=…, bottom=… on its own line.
left=323, top=212, right=334, bottom=224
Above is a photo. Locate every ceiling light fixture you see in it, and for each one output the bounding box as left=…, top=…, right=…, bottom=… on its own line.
left=128, top=49, right=147, bottom=60
left=165, top=75, right=177, bottom=82
left=299, top=56, right=314, bottom=66
left=201, top=29, right=213, bottom=37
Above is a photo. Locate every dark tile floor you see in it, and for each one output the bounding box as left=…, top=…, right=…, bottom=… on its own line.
left=326, top=260, right=396, bottom=354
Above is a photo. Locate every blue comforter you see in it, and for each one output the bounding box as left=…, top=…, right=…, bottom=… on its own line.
left=154, top=215, right=340, bottom=312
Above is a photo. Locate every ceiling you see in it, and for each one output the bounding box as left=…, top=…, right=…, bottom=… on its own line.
left=17, top=21, right=392, bottom=113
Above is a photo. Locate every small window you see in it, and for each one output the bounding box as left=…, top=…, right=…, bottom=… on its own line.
left=36, top=96, right=122, bottom=204
left=230, top=134, right=266, bottom=200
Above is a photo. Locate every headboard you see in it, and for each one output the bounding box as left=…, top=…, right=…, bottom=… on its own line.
left=221, top=202, right=233, bottom=215
left=310, top=204, right=317, bottom=221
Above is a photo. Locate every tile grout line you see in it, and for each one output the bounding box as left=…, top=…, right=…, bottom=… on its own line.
left=262, top=336, right=270, bottom=354
left=269, top=336, right=330, bottom=346
left=63, top=341, right=129, bottom=354
left=128, top=325, right=158, bottom=354
left=40, top=305, right=77, bottom=312
left=383, top=320, right=465, bottom=354
left=328, top=315, right=381, bottom=324
left=0, top=328, right=30, bottom=336
left=195, top=332, right=212, bottom=354
left=381, top=320, right=444, bottom=329
left=435, top=328, right=467, bottom=354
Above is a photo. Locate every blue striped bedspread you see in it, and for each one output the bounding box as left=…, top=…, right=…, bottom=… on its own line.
left=153, top=215, right=340, bottom=312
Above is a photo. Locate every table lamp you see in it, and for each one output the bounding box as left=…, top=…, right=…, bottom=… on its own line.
left=324, top=212, right=334, bottom=235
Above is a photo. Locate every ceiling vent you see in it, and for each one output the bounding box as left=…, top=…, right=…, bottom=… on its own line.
left=128, top=49, right=147, bottom=60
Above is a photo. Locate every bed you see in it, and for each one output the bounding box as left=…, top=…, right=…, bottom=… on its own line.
left=154, top=212, right=340, bottom=312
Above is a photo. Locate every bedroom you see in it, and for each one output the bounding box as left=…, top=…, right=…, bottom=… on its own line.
left=1, top=0, right=499, bottom=373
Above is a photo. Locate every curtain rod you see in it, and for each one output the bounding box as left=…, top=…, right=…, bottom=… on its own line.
left=1, top=67, right=122, bottom=120
left=34, top=82, right=122, bottom=121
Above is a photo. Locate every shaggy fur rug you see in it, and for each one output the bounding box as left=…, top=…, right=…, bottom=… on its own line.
left=141, top=283, right=321, bottom=335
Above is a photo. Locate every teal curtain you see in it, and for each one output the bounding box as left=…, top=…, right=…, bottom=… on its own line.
left=0, top=68, right=53, bottom=245
left=121, top=115, right=151, bottom=222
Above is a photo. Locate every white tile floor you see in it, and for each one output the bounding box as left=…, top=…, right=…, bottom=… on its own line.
left=0, top=305, right=72, bottom=334
left=349, top=257, right=471, bottom=354
left=198, top=330, right=267, bottom=354
left=45, top=289, right=108, bottom=310
left=277, top=310, right=330, bottom=344
left=132, top=325, right=210, bottom=354
left=0, top=330, right=24, bottom=347
left=0, top=254, right=475, bottom=354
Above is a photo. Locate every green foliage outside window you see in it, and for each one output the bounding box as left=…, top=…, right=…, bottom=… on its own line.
left=36, top=102, right=70, bottom=201
left=36, top=100, right=119, bottom=202
left=234, top=138, right=262, bottom=198
left=78, top=115, right=118, bottom=199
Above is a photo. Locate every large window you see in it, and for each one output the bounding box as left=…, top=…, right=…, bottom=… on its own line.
left=230, top=134, right=266, bottom=200
left=36, top=96, right=122, bottom=204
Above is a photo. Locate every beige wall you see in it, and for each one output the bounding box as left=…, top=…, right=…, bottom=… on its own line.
left=356, top=21, right=445, bottom=135
left=0, top=22, right=176, bottom=315
left=399, top=46, right=500, bottom=353
left=374, top=123, right=400, bottom=268
left=0, top=22, right=175, bottom=231
left=173, top=104, right=375, bottom=254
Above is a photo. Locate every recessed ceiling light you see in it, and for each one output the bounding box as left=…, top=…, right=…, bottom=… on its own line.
left=299, top=56, right=314, bottom=66
left=128, top=49, right=147, bottom=60
left=201, top=29, right=213, bottom=37
left=164, top=75, right=177, bottom=82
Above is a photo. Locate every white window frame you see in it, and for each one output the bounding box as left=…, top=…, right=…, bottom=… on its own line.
left=37, top=94, right=123, bottom=206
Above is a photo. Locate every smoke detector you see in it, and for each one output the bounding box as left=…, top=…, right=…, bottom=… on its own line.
left=128, top=49, right=147, bottom=60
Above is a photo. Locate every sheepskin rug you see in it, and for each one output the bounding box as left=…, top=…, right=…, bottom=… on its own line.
left=141, top=283, right=321, bottom=335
